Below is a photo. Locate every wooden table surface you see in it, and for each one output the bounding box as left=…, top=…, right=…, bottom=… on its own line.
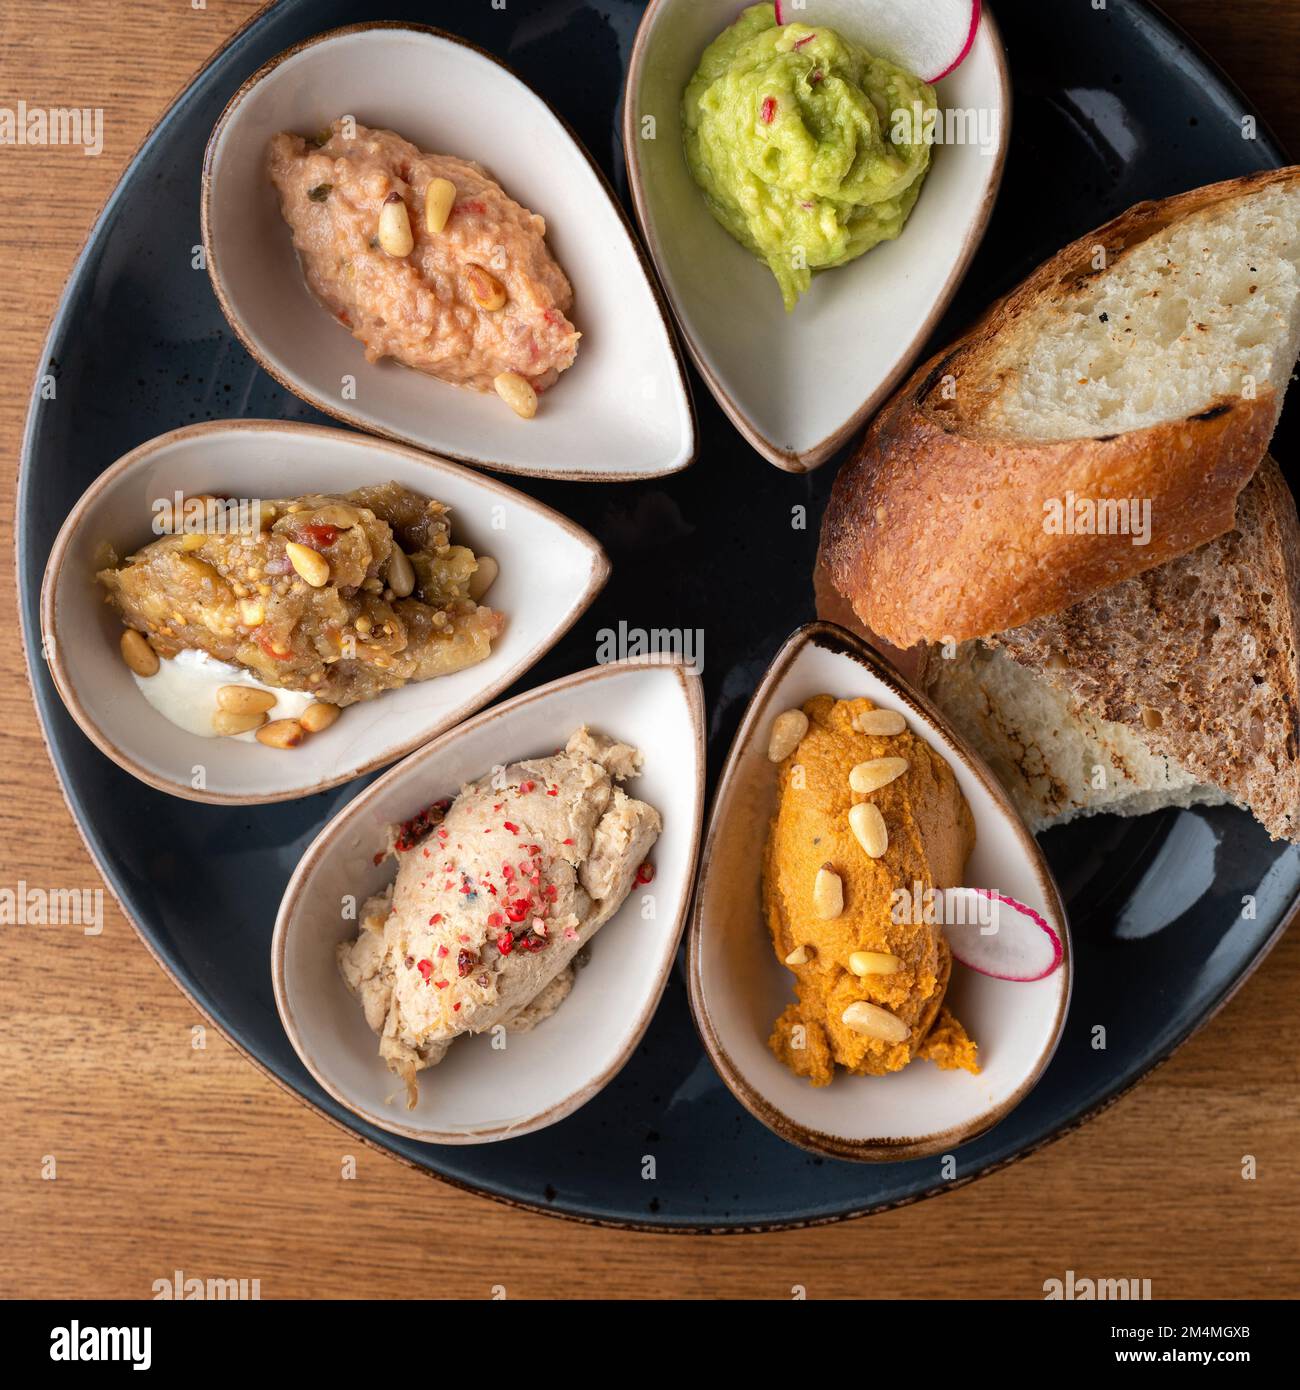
left=2, top=0, right=1298, bottom=1301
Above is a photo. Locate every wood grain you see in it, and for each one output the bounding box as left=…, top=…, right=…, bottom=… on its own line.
left=2, top=1, right=1298, bottom=1300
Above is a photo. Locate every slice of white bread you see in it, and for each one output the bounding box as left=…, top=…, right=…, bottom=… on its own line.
left=822, top=167, right=1300, bottom=649
left=966, top=181, right=1300, bottom=441
left=919, top=458, right=1300, bottom=840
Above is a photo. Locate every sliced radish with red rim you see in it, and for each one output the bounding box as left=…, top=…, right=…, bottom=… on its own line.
left=938, top=888, right=1063, bottom=982
left=773, top=0, right=981, bottom=85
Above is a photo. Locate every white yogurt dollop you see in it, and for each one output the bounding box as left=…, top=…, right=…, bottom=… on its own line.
left=133, top=647, right=314, bottom=741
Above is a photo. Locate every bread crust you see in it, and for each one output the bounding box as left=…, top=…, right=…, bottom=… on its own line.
left=822, top=165, right=1300, bottom=648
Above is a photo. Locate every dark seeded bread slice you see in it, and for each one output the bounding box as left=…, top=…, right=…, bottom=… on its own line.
left=920, top=638, right=1231, bottom=832
left=986, top=456, right=1300, bottom=841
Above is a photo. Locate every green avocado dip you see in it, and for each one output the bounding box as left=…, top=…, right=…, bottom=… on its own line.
left=682, top=3, right=936, bottom=310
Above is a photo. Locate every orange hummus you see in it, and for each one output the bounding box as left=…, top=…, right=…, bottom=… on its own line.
left=764, top=694, right=979, bottom=1085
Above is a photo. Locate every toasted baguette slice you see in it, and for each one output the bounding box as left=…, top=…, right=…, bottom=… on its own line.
left=823, top=167, right=1300, bottom=649
left=920, top=458, right=1300, bottom=841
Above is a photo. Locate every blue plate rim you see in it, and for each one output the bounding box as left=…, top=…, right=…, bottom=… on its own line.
left=13, top=0, right=1299, bottom=1231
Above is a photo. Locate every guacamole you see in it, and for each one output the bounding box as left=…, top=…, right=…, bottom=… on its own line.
left=682, top=4, right=936, bottom=310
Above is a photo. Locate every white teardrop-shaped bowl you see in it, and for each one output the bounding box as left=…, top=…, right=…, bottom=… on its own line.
left=623, top=0, right=1009, bottom=470
left=273, top=658, right=705, bottom=1142
left=690, top=622, right=1071, bottom=1160
left=203, top=22, right=697, bottom=480
left=40, top=420, right=609, bottom=804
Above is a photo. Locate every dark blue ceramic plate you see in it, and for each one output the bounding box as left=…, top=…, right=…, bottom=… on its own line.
left=18, top=0, right=1299, bottom=1229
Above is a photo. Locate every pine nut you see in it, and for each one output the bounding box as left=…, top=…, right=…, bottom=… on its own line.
left=216, top=685, right=276, bottom=715
left=467, top=555, right=498, bottom=601
left=424, top=176, right=456, bottom=234
left=378, top=192, right=414, bottom=257
left=465, top=264, right=507, bottom=310
left=841, top=1001, right=910, bottom=1042
left=849, top=802, right=888, bottom=858
left=784, top=946, right=810, bottom=966
left=119, top=629, right=159, bottom=677
left=767, top=708, right=808, bottom=762
left=848, top=756, right=909, bottom=794
left=849, top=950, right=901, bottom=976
left=855, top=708, right=906, bottom=736
left=312, top=504, right=360, bottom=528
left=285, top=541, right=330, bottom=587
left=177, top=554, right=220, bottom=584
left=256, top=719, right=305, bottom=749
left=813, top=864, right=843, bottom=919
left=386, top=546, right=415, bottom=598
left=493, top=372, right=537, bottom=419
left=213, top=708, right=266, bottom=736
left=300, top=702, right=340, bottom=734
left=179, top=534, right=206, bottom=552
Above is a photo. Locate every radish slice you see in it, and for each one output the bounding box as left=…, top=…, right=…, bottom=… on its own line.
left=937, top=888, right=1063, bottom=982
left=924, top=0, right=981, bottom=83
left=775, top=0, right=981, bottom=84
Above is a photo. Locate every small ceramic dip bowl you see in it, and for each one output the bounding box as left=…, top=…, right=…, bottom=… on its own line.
left=40, top=420, right=609, bottom=805
left=623, top=0, right=1009, bottom=471
left=204, top=21, right=696, bottom=480
left=690, top=622, right=1070, bottom=1161
left=272, top=658, right=705, bottom=1143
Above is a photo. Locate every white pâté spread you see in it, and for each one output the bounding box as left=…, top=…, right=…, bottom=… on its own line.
left=337, top=727, right=661, bottom=1106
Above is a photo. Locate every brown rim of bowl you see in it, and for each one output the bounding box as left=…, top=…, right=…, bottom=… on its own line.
left=687, top=619, right=1073, bottom=1162
left=38, top=418, right=611, bottom=806
left=620, top=1, right=1011, bottom=473
left=200, top=20, right=698, bottom=483
left=270, top=655, right=707, bottom=1143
